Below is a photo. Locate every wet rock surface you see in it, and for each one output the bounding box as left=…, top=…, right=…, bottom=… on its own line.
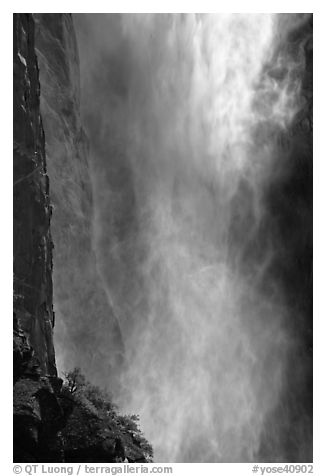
left=34, top=13, right=124, bottom=386
left=13, top=12, right=63, bottom=462
left=13, top=13, right=151, bottom=463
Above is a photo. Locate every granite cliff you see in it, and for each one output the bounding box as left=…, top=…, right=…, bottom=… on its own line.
left=13, top=12, right=64, bottom=462
left=34, top=13, right=124, bottom=387
left=13, top=13, right=151, bottom=463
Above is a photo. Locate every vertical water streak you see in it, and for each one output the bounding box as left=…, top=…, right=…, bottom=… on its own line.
left=74, top=13, right=311, bottom=462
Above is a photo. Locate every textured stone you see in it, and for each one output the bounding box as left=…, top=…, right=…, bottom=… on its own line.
left=13, top=12, right=55, bottom=377
left=14, top=13, right=152, bottom=463
left=13, top=12, right=63, bottom=462
left=34, top=13, right=124, bottom=387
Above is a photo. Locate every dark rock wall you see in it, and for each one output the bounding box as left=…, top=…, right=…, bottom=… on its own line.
left=13, top=13, right=63, bottom=462
left=13, top=13, right=150, bottom=464
left=13, top=13, right=55, bottom=378
left=34, top=13, right=124, bottom=389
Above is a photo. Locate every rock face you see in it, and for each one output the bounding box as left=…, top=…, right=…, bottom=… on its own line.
left=13, top=13, right=151, bottom=463
left=13, top=13, right=55, bottom=382
left=13, top=12, right=64, bottom=462
left=33, top=13, right=124, bottom=389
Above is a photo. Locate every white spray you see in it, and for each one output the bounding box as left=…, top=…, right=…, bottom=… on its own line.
left=75, top=13, right=306, bottom=462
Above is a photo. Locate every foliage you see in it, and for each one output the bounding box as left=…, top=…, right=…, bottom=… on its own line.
left=63, top=367, right=86, bottom=394
left=61, top=367, right=153, bottom=462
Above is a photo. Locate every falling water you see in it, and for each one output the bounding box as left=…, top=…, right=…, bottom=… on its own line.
left=74, top=13, right=310, bottom=462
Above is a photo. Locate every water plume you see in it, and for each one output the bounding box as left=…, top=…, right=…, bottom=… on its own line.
left=73, top=13, right=312, bottom=462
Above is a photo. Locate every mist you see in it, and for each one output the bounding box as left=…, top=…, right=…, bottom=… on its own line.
left=67, top=13, right=312, bottom=462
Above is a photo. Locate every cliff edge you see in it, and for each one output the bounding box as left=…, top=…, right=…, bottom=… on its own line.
left=13, top=12, right=64, bottom=462
left=13, top=13, right=152, bottom=463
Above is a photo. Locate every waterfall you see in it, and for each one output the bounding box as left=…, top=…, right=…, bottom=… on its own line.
left=74, top=13, right=312, bottom=462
